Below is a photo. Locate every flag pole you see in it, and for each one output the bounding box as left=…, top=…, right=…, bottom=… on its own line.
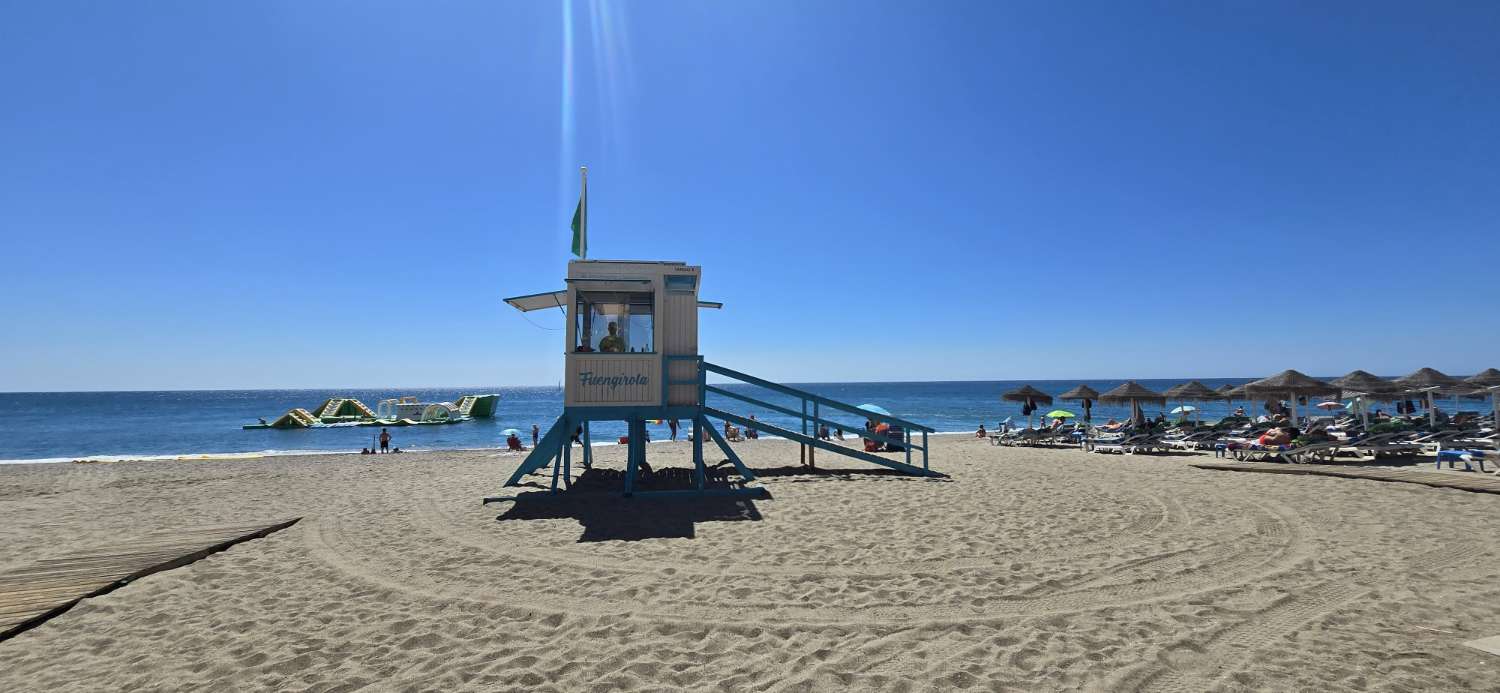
left=580, top=166, right=588, bottom=259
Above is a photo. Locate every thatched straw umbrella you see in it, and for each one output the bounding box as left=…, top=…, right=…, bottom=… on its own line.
left=1394, top=367, right=1466, bottom=427
left=1461, top=370, right=1500, bottom=429
left=1057, top=385, right=1099, bottom=423
left=1331, top=370, right=1400, bottom=428
left=1216, top=384, right=1245, bottom=419
left=1163, top=381, right=1220, bottom=424
left=1332, top=370, right=1397, bottom=393
left=1002, top=385, right=1053, bottom=429
left=1221, top=384, right=1256, bottom=419
left=1098, top=381, right=1167, bottom=426
left=1464, top=368, right=1500, bottom=388
left=1243, top=370, right=1339, bottom=426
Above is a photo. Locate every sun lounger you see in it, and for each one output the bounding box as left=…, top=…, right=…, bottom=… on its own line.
left=1340, top=432, right=1422, bottom=460
left=1163, top=430, right=1218, bottom=450
left=1232, top=442, right=1291, bottom=462
left=1449, top=432, right=1498, bottom=451
left=1037, top=427, right=1079, bottom=447
left=995, top=428, right=1044, bottom=447
left=1091, top=433, right=1161, bottom=454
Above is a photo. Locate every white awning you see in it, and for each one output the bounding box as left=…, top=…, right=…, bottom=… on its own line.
left=505, top=290, right=724, bottom=312
left=503, top=290, right=566, bottom=313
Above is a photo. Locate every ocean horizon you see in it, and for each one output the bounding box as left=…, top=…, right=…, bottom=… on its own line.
left=2, top=377, right=1487, bottom=463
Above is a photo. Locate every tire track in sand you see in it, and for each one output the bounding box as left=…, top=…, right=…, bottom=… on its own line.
left=412, top=488, right=1189, bottom=579
left=305, top=496, right=1309, bottom=626
left=1115, top=541, right=1488, bottom=692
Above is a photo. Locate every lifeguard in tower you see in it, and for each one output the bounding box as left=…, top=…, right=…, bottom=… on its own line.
left=484, top=169, right=934, bottom=502
left=486, top=258, right=938, bottom=502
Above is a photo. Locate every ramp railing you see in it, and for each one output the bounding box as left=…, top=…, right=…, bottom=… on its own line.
left=692, top=360, right=937, bottom=476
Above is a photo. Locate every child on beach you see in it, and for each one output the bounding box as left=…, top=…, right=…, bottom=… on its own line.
left=379, top=428, right=391, bottom=453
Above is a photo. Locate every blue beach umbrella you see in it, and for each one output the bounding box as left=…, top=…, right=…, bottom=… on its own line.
left=856, top=403, right=892, bottom=416
left=501, top=428, right=521, bottom=437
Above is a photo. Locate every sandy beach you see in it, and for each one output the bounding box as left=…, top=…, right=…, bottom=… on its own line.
left=2, top=436, right=1498, bottom=691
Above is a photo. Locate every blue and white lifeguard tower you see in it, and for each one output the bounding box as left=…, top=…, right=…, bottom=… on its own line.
left=488, top=258, right=938, bottom=500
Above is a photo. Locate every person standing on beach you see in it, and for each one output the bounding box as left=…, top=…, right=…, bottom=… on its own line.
left=669, top=418, right=679, bottom=440
left=531, top=424, right=539, bottom=447
left=379, top=428, right=391, bottom=453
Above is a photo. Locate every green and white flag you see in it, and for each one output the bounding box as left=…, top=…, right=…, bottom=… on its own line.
left=570, top=167, right=587, bottom=258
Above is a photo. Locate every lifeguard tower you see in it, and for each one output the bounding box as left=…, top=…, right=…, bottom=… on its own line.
left=488, top=259, right=938, bottom=500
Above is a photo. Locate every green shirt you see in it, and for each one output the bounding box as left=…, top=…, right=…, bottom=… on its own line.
left=599, top=335, right=625, bottom=353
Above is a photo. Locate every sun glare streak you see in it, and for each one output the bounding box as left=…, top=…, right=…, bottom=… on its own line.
left=596, top=0, right=633, bottom=165
left=587, top=0, right=613, bottom=161
left=560, top=0, right=635, bottom=226
left=558, top=0, right=577, bottom=219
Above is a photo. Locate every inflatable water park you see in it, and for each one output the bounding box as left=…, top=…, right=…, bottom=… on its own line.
left=244, top=394, right=499, bottom=429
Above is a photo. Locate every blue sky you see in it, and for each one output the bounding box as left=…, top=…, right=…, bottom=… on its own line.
left=2, top=1, right=1497, bottom=391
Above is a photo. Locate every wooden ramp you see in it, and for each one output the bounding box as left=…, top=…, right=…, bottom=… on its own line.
left=1191, top=462, right=1500, bottom=495
left=0, top=518, right=300, bottom=642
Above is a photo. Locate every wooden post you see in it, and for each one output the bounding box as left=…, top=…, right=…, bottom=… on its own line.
left=800, top=399, right=808, bottom=466
left=810, top=401, right=818, bottom=469
left=550, top=446, right=562, bottom=493
left=692, top=416, right=703, bottom=488
left=623, top=418, right=639, bottom=496
left=561, top=417, right=572, bottom=489
left=582, top=421, right=593, bottom=469
left=922, top=431, right=928, bottom=472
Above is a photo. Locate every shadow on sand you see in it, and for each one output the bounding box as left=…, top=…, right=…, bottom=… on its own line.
left=494, top=467, right=766, bottom=542
left=749, top=464, right=954, bottom=483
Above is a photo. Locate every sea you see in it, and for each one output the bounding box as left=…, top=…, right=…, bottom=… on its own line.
left=0, top=379, right=1487, bottom=463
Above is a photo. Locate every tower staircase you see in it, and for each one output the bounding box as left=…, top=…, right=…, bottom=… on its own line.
left=489, top=358, right=938, bottom=501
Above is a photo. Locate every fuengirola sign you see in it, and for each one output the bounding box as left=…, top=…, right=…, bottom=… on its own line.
left=579, top=371, right=649, bottom=391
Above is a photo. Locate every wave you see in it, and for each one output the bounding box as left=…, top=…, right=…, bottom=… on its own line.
left=0, top=431, right=981, bottom=465
left=0, top=448, right=352, bottom=465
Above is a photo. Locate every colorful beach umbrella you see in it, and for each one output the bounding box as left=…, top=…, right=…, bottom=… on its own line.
left=1045, top=410, right=1075, bottom=419
left=1170, top=405, right=1196, bottom=415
